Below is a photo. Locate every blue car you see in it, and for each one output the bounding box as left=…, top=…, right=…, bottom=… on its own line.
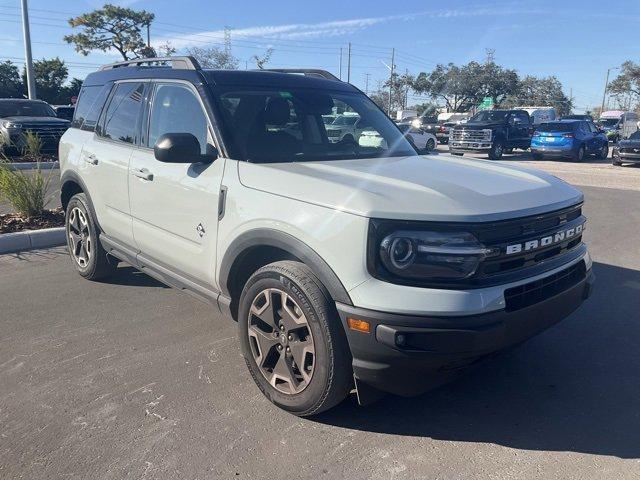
left=531, top=120, right=609, bottom=161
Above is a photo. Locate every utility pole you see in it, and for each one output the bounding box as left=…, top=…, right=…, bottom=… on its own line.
left=146, top=23, right=151, bottom=48
left=339, top=47, right=342, bottom=80
left=364, top=73, right=370, bottom=95
left=20, top=0, right=36, bottom=99
left=388, top=48, right=395, bottom=116
left=600, top=67, right=618, bottom=114
left=347, top=42, right=351, bottom=83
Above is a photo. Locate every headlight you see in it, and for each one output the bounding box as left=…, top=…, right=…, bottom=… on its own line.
left=377, top=229, right=498, bottom=281
left=1, top=121, right=22, bottom=130
left=411, top=119, right=421, bottom=129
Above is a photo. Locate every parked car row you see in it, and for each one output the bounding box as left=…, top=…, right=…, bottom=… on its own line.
left=0, top=98, right=74, bottom=155
left=447, top=108, right=638, bottom=165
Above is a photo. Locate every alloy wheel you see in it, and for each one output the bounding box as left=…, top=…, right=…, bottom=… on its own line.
left=67, top=207, right=92, bottom=268
left=247, top=288, right=315, bottom=395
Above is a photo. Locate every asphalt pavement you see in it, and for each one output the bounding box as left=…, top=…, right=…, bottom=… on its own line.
left=1, top=169, right=639, bottom=478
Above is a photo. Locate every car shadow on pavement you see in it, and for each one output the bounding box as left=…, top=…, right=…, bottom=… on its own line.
left=99, top=265, right=170, bottom=289
left=315, top=261, right=640, bottom=459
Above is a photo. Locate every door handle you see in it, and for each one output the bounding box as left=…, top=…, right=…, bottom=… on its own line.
left=83, top=153, right=98, bottom=165
left=131, top=168, right=153, bottom=181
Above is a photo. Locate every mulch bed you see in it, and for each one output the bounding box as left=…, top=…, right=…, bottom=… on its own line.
left=0, top=208, right=65, bottom=234
left=5, top=153, right=58, bottom=163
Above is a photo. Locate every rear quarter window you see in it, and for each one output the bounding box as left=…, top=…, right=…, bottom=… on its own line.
left=72, top=84, right=111, bottom=131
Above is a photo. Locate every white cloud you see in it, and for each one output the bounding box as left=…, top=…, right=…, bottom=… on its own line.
left=156, top=5, right=542, bottom=49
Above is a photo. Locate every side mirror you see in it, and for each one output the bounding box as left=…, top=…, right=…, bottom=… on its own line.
left=153, top=133, right=216, bottom=164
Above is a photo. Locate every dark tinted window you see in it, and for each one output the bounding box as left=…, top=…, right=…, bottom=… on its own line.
left=100, top=82, right=144, bottom=144
left=0, top=101, right=55, bottom=118
left=148, top=83, right=208, bottom=153
left=537, top=122, right=576, bottom=132
left=72, top=85, right=110, bottom=131
left=468, top=111, right=509, bottom=123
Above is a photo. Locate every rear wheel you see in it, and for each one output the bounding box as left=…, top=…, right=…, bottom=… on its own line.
left=451, top=152, right=463, bottom=156
left=239, top=261, right=352, bottom=416
left=573, top=145, right=585, bottom=162
left=65, top=193, right=117, bottom=280
left=488, top=140, right=504, bottom=160
left=612, top=157, right=622, bottom=166
left=532, top=152, right=543, bottom=160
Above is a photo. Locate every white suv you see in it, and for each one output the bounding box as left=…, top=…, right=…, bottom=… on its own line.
left=59, top=58, right=594, bottom=416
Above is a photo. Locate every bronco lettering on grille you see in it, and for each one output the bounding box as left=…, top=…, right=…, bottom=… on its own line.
left=505, top=223, right=584, bottom=255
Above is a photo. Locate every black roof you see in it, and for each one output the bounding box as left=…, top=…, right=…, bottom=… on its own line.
left=82, top=65, right=357, bottom=93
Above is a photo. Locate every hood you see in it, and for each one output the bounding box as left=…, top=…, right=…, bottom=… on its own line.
left=453, top=122, right=504, bottom=130
left=1, top=116, right=69, bottom=125
left=238, top=154, right=583, bottom=222
left=618, top=138, right=640, bottom=147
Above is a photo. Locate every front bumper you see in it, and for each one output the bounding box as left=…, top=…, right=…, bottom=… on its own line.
left=615, top=152, right=640, bottom=163
left=449, top=140, right=492, bottom=151
left=337, top=262, right=594, bottom=397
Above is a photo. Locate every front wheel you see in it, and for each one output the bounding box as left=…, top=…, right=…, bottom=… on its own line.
left=597, top=143, right=609, bottom=159
left=573, top=145, right=585, bottom=162
left=65, top=193, right=117, bottom=280
left=239, top=261, right=353, bottom=416
left=425, top=138, right=436, bottom=152
left=532, top=152, right=543, bottom=160
left=488, top=140, right=504, bottom=160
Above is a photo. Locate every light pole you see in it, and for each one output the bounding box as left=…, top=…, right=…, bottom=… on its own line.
left=21, top=0, right=36, bottom=99
left=600, top=67, right=619, bottom=114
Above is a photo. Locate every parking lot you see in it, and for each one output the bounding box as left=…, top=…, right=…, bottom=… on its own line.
left=2, top=154, right=640, bottom=479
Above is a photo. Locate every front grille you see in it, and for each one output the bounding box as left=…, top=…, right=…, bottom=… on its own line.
left=21, top=123, right=68, bottom=140
left=504, top=260, right=586, bottom=312
left=476, top=204, right=584, bottom=279
left=619, top=147, right=640, bottom=154
left=327, top=130, right=341, bottom=137
left=450, top=129, right=491, bottom=142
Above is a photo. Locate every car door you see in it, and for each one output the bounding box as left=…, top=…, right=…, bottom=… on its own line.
left=83, top=81, right=146, bottom=246
left=586, top=121, right=600, bottom=152
left=128, top=80, right=225, bottom=288
left=509, top=112, right=530, bottom=147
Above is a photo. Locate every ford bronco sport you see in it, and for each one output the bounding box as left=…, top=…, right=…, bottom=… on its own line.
left=59, top=57, right=594, bottom=416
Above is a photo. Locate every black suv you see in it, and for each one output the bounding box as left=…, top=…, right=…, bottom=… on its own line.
left=449, top=109, right=533, bottom=159
left=0, top=99, right=70, bottom=154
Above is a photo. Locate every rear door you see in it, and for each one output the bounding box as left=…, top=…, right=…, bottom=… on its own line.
left=84, top=81, right=146, bottom=245
left=508, top=112, right=530, bottom=147
left=129, top=80, right=225, bottom=287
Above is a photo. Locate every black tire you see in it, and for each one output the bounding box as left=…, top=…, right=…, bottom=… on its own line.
left=612, top=158, right=622, bottom=166
left=596, top=143, right=609, bottom=159
left=65, top=193, right=117, bottom=280
left=573, top=145, right=585, bottom=162
left=488, top=140, right=504, bottom=160
left=451, top=152, right=464, bottom=156
left=425, top=138, right=436, bottom=152
left=532, top=152, right=543, bottom=160
left=440, top=138, right=449, bottom=145
left=238, top=261, right=352, bottom=416
left=504, top=148, right=514, bottom=155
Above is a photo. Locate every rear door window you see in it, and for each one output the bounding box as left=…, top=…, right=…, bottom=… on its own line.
left=98, top=82, right=145, bottom=144
left=72, top=84, right=111, bottom=131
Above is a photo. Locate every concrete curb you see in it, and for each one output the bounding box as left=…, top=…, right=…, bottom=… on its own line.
left=0, top=227, right=66, bottom=254
left=7, top=162, right=59, bottom=171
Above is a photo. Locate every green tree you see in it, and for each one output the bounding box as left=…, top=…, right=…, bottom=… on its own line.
left=64, top=4, right=155, bottom=60
left=21, top=57, right=68, bottom=104
left=0, top=61, right=22, bottom=98
left=608, top=61, right=640, bottom=109
left=506, top=75, right=573, bottom=116
left=185, top=46, right=239, bottom=69
left=412, top=62, right=485, bottom=112
left=480, top=61, right=519, bottom=108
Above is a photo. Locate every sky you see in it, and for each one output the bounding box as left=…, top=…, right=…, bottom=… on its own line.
left=1, top=0, right=639, bottom=113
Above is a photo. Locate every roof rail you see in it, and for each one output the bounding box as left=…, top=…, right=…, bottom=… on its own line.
left=99, top=56, right=201, bottom=71
left=260, top=69, right=341, bottom=82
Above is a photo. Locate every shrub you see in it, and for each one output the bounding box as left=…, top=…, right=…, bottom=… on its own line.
left=0, top=155, right=54, bottom=218
left=21, top=131, right=43, bottom=157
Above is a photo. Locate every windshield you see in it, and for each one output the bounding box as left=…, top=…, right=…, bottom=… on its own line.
left=536, top=122, right=576, bottom=132
left=216, top=87, right=416, bottom=162
left=598, top=118, right=619, bottom=127
left=0, top=101, right=56, bottom=118
left=332, top=115, right=359, bottom=126
left=468, top=111, right=509, bottom=123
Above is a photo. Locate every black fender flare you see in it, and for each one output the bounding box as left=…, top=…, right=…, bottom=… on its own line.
left=219, top=228, right=353, bottom=306
left=60, top=170, right=103, bottom=232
